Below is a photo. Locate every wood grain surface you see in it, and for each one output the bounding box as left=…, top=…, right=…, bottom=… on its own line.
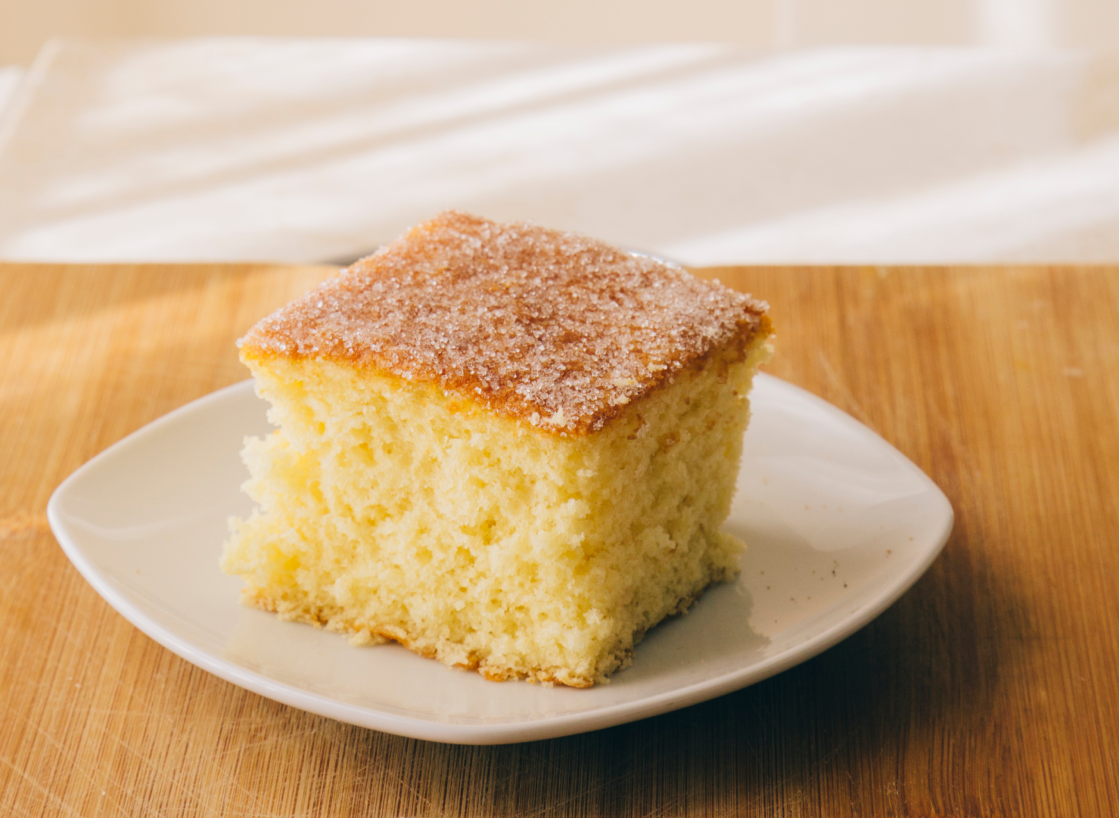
left=2, top=262, right=1117, bottom=817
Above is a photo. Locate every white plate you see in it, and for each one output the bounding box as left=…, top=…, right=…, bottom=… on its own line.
left=48, top=374, right=952, bottom=744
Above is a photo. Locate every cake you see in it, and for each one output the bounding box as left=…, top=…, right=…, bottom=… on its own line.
left=221, top=212, right=772, bottom=687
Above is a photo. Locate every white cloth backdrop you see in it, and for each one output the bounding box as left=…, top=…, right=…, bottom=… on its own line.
left=1, top=39, right=1117, bottom=265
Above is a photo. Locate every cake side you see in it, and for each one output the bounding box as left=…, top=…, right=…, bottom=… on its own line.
left=238, top=211, right=770, bottom=436
left=223, top=327, right=772, bottom=687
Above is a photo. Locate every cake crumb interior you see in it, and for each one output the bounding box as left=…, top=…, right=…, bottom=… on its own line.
left=224, top=212, right=773, bottom=687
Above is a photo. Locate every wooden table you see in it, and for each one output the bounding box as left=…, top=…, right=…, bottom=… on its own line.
left=3, top=262, right=1117, bottom=816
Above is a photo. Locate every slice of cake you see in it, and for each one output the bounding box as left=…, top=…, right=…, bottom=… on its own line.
left=222, top=212, right=772, bottom=687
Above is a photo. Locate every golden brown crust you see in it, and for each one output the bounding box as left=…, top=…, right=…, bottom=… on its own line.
left=240, top=211, right=770, bottom=436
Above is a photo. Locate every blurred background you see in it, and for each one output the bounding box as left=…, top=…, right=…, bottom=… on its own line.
left=1, top=1, right=1117, bottom=266
left=4, top=0, right=1119, bottom=66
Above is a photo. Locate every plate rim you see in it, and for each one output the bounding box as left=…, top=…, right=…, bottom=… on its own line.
left=47, top=374, right=953, bottom=745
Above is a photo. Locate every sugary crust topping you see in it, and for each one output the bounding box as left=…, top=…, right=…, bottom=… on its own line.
left=240, top=212, right=770, bottom=434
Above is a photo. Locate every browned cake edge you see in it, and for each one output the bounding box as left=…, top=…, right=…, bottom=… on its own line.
left=240, top=212, right=771, bottom=436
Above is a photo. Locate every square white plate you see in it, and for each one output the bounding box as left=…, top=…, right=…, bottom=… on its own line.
left=48, top=374, right=952, bottom=744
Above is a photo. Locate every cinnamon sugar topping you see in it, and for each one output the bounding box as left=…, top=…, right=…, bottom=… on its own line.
left=240, top=212, right=769, bottom=434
